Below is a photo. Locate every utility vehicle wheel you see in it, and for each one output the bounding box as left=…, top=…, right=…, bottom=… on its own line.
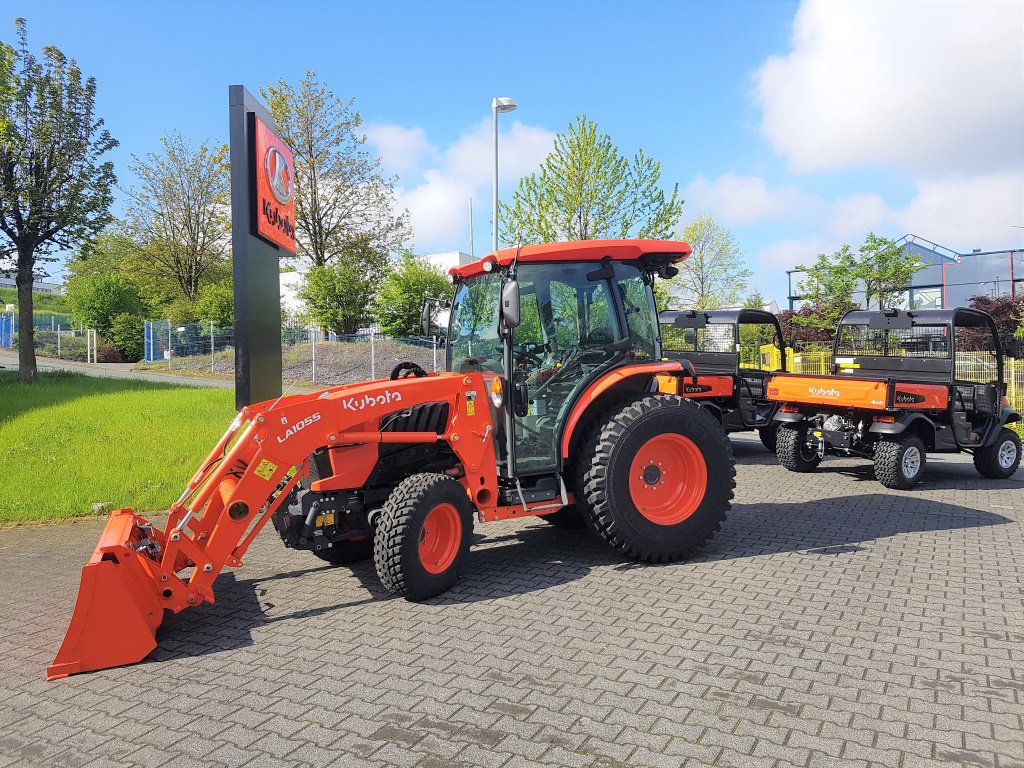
left=374, top=474, right=474, bottom=600
left=758, top=424, right=778, bottom=452
left=775, top=423, right=821, bottom=472
left=973, top=428, right=1022, bottom=479
left=540, top=505, right=587, bottom=528
left=313, top=537, right=373, bottom=565
left=578, top=395, right=733, bottom=563
left=874, top=434, right=926, bottom=489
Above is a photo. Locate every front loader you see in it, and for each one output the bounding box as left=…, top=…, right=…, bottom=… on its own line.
left=49, top=239, right=736, bottom=680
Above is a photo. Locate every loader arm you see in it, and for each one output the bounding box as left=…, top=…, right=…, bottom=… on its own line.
left=48, top=373, right=496, bottom=680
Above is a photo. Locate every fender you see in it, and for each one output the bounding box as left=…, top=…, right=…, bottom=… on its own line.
left=772, top=410, right=806, bottom=423
left=868, top=412, right=936, bottom=446
left=559, top=362, right=684, bottom=459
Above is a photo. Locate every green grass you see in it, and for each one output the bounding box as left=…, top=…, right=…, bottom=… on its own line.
left=0, top=287, right=68, bottom=313
left=0, top=371, right=236, bottom=523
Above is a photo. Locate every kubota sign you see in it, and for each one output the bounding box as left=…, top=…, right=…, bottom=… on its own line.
left=253, top=116, right=296, bottom=254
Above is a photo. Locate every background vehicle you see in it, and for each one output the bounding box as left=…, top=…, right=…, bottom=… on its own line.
left=657, top=309, right=786, bottom=450
left=49, top=240, right=736, bottom=679
left=766, top=308, right=1021, bottom=489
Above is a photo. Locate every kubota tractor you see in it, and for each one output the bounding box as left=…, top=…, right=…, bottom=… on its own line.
left=766, top=308, right=1021, bottom=489
left=49, top=239, right=735, bottom=680
left=656, top=308, right=787, bottom=450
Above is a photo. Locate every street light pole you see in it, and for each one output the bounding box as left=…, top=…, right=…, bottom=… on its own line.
left=492, top=97, right=517, bottom=255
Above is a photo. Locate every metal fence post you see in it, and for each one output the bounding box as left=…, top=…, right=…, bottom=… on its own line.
left=168, top=319, right=172, bottom=370
left=56, top=325, right=60, bottom=359
left=432, top=336, right=438, bottom=372
left=370, top=331, right=376, bottom=379
left=210, top=320, right=215, bottom=373
left=311, top=325, right=317, bottom=386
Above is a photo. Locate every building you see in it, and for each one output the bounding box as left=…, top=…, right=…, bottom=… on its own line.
left=423, top=251, right=473, bottom=274
left=786, top=234, right=1023, bottom=310
left=0, top=271, right=63, bottom=295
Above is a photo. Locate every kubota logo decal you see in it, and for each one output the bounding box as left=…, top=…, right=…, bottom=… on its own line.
left=341, top=390, right=403, bottom=412
left=809, top=386, right=841, bottom=398
left=896, top=392, right=925, bottom=404
left=683, top=384, right=712, bottom=394
left=277, top=412, right=321, bottom=443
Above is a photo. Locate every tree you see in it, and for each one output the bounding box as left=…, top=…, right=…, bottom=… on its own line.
left=193, top=280, right=235, bottom=327
left=0, top=20, right=117, bottom=381
left=263, top=73, right=410, bottom=268
left=373, top=252, right=450, bottom=337
left=65, top=273, right=145, bottom=338
left=967, top=294, right=1024, bottom=338
left=500, top=115, right=682, bottom=245
left=125, top=133, right=230, bottom=302
left=298, top=237, right=390, bottom=335
left=668, top=215, right=752, bottom=309
left=793, top=244, right=859, bottom=333
left=777, top=307, right=833, bottom=346
left=858, top=232, right=923, bottom=310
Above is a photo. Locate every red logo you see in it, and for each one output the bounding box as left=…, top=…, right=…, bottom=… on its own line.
left=254, top=117, right=296, bottom=254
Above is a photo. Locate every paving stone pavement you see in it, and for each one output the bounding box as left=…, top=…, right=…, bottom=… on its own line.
left=1, top=434, right=1022, bottom=768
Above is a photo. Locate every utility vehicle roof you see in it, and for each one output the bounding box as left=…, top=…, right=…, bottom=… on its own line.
left=839, top=308, right=995, bottom=328
left=450, top=239, right=691, bottom=280
left=658, top=308, right=780, bottom=328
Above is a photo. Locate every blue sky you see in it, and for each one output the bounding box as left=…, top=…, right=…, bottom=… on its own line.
left=11, top=0, right=1024, bottom=304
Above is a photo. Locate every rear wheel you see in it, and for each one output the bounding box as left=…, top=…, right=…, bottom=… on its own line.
left=313, top=537, right=373, bottom=565
left=758, top=424, right=778, bottom=452
left=579, top=395, right=733, bottom=563
left=874, top=434, right=926, bottom=489
left=776, top=423, right=821, bottom=472
left=973, top=428, right=1022, bottom=479
left=374, top=474, right=474, bottom=600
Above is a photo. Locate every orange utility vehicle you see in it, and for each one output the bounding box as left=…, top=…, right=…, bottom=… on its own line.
left=49, top=240, right=736, bottom=680
left=657, top=309, right=787, bottom=450
left=766, top=308, right=1021, bottom=489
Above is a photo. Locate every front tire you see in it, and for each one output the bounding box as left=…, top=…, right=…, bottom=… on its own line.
left=973, top=428, right=1022, bottom=479
left=776, top=423, right=821, bottom=472
left=374, top=474, right=474, bottom=600
left=758, top=424, right=778, bottom=452
left=578, top=395, right=734, bottom=563
left=874, top=434, right=926, bottom=489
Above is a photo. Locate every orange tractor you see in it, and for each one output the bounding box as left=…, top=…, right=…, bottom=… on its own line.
left=49, top=240, right=735, bottom=680
left=656, top=309, right=787, bottom=450
left=766, top=308, right=1021, bottom=489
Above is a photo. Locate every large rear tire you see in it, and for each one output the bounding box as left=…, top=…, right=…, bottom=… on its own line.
left=374, top=474, right=474, bottom=600
left=973, top=428, right=1022, bottom=479
left=776, top=423, right=821, bottom=472
left=578, top=395, right=733, bottom=563
left=874, top=434, right=926, bottom=489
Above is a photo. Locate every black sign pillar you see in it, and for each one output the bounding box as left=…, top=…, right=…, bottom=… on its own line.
left=229, top=85, right=283, bottom=409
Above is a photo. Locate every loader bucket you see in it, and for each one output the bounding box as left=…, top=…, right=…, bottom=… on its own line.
left=47, top=509, right=165, bottom=680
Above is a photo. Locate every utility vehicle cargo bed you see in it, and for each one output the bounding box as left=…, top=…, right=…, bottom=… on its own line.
left=766, top=373, right=949, bottom=411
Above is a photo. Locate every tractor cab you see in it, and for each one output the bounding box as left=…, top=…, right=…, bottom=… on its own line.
left=657, top=308, right=786, bottom=448
left=445, top=242, right=681, bottom=480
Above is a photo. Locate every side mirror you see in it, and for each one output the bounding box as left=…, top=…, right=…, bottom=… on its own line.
left=500, top=280, right=521, bottom=329
left=419, top=299, right=433, bottom=337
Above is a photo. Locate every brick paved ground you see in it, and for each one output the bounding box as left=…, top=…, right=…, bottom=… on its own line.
left=1, top=434, right=1021, bottom=768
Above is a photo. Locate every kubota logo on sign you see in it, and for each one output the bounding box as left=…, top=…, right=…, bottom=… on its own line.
left=341, top=390, right=403, bottom=412
left=809, top=386, right=841, bottom=398
left=265, top=146, right=293, bottom=205
left=253, top=116, right=297, bottom=254
left=276, top=412, right=321, bottom=443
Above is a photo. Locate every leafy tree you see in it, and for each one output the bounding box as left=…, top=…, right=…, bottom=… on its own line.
left=373, top=252, right=451, bottom=337
left=193, top=280, right=234, bottom=327
left=65, top=273, right=145, bottom=338
left=0, top=20, right=117, bottom=381
left=298, top=237, right=390, bottom=335
left=858, top=232, right=924, bottom=310
left=793, top=244, right=859, bottom=333
left=105, top=312, right=145, bottom=362
left=668, top=215, right=752, bottom=309
left=125, top=133, right=230, bottom=302
left=967, top=294, right=1024, bottom=338
left=777, top=307, right=833, bottom=346
left=500, top=115, right=682, bottom=246
left=263, top=73, right=410, bottom=268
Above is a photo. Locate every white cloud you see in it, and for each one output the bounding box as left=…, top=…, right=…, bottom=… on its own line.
left=364, top=124, right=435, bottom=176
left=389, top=119, right=555, bottom=252
left=755, top=0, right=1024, bottom=175
left=683, top=173, right=822, bottom=226
left=757, top=236, right=834, bottom=271
left=825, top=193, right=890, bottom=239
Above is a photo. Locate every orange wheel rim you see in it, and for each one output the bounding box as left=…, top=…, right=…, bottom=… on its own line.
left=628, top=433, right=708, bottom=525
left=418, top=503, right=462, bottom=574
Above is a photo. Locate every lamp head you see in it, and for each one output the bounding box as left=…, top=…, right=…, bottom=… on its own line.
left=492, top=97, right=517, bottom=113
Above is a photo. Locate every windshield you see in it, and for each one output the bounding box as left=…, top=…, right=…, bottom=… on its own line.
left=447, top=273, right=504, bottom=373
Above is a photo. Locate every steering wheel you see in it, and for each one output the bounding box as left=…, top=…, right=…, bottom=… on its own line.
left=390, top=361, right=427, bottom=380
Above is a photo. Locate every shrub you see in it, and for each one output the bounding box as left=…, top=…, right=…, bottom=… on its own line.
left=104, top=313, right=145, bottom=362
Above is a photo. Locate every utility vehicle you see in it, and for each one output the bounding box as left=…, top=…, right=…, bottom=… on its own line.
left=766, top=308, right=1021, bottom=489
left=49, top=240, right=736, bottom=679
left=657, top=308, right=787, bottom=450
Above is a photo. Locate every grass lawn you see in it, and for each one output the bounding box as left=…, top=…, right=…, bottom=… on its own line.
left=0, top=371, right=236, bottom=523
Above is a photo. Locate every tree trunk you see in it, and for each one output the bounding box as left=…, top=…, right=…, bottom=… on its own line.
left=16, top=246, right=37, bottom=383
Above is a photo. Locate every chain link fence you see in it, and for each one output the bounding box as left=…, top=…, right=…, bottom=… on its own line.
left=140, top=319, right=443, bottom=386
left=1, top=313, right=101, bottom=361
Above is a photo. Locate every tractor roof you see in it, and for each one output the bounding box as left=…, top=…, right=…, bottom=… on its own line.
left=450, top=239, right=691, bottom=280
left=659, top=308, right=780, bottom=328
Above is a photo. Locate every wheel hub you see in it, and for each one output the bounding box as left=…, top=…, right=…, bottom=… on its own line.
left=998, top=439, right=1016, bottom=469
left=642, top=465, right=662, bottom=485
left=628, top=433, right=708, bottom=526
left=902, top=446, right=921, bottom=478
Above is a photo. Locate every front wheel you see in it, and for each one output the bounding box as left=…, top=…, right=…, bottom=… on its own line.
left=973, top=428, right=1022, bottom=479
left=874, top=434, right=926, bottom=489
left=578, top=395, right=734, bottom=563
left=374, top=474, right=474, bottom=600
left=758, top=424, right=778, bottom=452
left=776, top=423, right=821, bottom=472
